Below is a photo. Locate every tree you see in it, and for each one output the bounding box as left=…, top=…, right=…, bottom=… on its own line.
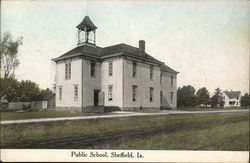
left=240, top=93, right=250, bottom=108
left=18, top=80, right=41, bottom=102
left=0, top=77, right=54, bottom=102
left=0, top=32, right=23, bottom=78
left=35, top=88, right=54, bottom=100
left=177, top=85, right=197, bottom=107
left=0, top=77, right=20, bottom=102
left=196, top=87, right=210, bottom=107
left=210, top=88, right=224, bottom=108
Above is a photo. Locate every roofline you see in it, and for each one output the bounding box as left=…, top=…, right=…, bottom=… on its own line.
left=51, top=52, right=101, bottom=62
left=161, top=69, right=180, bottom=74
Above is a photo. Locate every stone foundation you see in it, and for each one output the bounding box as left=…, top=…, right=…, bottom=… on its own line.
left=55, top=106, right=175, bottom=113
left=56, top=107, right=82, bottom=112
left=121, top=107, right=161, bottom=112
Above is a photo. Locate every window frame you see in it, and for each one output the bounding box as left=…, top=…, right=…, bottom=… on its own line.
left=150, top=65, right=154, bottom=80
left=171, top=75, right=174, bottom=86
left=108, top=85, right=113, bottom=101
left=160, top=90, right=163, bottom=104
left=132, top=61, right=137, bottom=77
left=59, top=86, right=62, bottom=100
left=170, top=92, right=174, bottom=103
left=150, top=87, right=154, bottom=102
left=65, top=62, right=71, bottom=80
left=74, top=84, right=78, bottom=101
left=109, top=62, right=113, bottom=76
left=90, top=62, right=96, bottom=77
left=132, top=85, right=137, bottom=102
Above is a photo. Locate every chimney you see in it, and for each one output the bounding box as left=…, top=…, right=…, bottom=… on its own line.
left=139, top=40, right=145, bottom=56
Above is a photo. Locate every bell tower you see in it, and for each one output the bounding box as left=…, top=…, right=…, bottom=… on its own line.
left=76, top=16, right=97, bottom=45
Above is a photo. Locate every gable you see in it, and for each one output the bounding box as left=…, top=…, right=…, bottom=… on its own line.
left=223, top=91, right=241, bottom=99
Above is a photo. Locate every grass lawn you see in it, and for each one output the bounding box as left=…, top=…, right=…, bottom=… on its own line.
left=0, top=112, right=249, bottom=150
left=111, top=121, right=248, bottom=150
left=177, top=107, right=248, bottom=111
left=0, top=110, right=99, bottom=121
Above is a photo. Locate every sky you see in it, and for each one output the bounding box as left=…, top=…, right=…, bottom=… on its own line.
left=1, top=0, right=249, bottom=95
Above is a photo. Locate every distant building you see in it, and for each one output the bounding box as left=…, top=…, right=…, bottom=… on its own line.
left=222, top=90, right=241, bottom=107
left=52, top=16, right=179, bottom=112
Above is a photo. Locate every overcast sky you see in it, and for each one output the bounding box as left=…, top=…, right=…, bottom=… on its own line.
left=2, top=0, right=249, bottom=95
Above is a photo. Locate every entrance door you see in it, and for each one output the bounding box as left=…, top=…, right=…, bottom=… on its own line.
left=94, top=90, right=100, bottom=106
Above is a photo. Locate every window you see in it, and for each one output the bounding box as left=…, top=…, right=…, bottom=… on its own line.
left=150, top=87, right=154, bottom=102
left=229, top=101, right=235, bottom=105
left=108, top=85, right=113, bottom=101
left=150, top=65, right=154, bottom=80
left=109, top=62, right=113, bottom=76
left=171, top=92, right=174, bottom=103
left=132, top=61, right=137, bottom=77
left=160, top=72, right=163, bottom=83
left=74, top=85, right=78, bottom=101
left=160, top=91, right=163, bottom=104
left=171, top=75, right=173, bottom=86
left=68, top=62, right=71, bottom=79
left=65, top=62, right=71, bottom=80
left=132, top=85, right=137, bottom=102
left=59, top=86, right=62, bottom=100
left=91, top=62, right=96, bottom=77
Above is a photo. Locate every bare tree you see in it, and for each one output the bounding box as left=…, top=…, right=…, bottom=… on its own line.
left=0, top=32, right=23, bottom=78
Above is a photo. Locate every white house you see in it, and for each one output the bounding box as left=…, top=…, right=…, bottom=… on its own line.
left=222, top=90, right=241, bottom=107
left=52, top=16, right=179, bottom=112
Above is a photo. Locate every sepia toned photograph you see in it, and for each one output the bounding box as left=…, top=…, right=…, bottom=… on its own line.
left=0, top=0, right=249, bottom=162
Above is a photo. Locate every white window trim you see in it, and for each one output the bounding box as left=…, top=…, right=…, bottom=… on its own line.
left=170, top=92, right=174, bottom=104
left=132, top=85, right=137, bottom=102
left=74, top=84, right=78, bottom=101
left=109, top=62, right=113, bottom=76
left=132, top=61, right=137, bottom=78
left=65, top=62, right=71, bottom=80
left=150, top=65, right=154, bottom=80
left=108, top=85, right=113, bottom=101
left=91, top=62, right=96, bottom=77
left=59, top=86, right=62, bottom=100
left=150, top=87, right=154, bottom=102
left=171, top=75, right=174, bottom=86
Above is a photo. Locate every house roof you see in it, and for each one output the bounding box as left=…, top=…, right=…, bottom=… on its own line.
left=76, top=16, right=97, bottom=32
left=161, top=64, right=179, bottom=73
left=52, top=44, right=103, bottom=61
left=223, top=91, right=241, bottom=99
left=52, top=43, right=178, bottom=74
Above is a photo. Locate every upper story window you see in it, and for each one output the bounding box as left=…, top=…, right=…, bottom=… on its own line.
left=171, top=92, right=174, bottom=103
left=132, top=85, right=137, bottom=102
left=160, top=71, right=163, bottom=84
left=74, top=84, right=78, bottom=101
left=150, top=87, right=154, bottom=102
left=59, top=86, right=62, bottom=100
left=109, top=62, right=113, bottom=76
left=150, top=65, right=154, bottom=80
left=171, top=75, right=173, bottom=86
left=108, top=85, right=113, bottom=101
left=65, top=62, right=71, bottom=80
left=132, top=61, right=137, bottom=77
left=91, top=62, right=96, bottom=77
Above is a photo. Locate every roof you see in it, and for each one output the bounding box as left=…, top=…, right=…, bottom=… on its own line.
left=161, top=64, right=179, bottom=74
left=76, top=16, right=97, bottom=32
left=223, top=91, right=241, bottom=99
left=52, top=43, right=178, bottom=74
left=103, top=43, right=160, bottom=62
left=52, top=44, right=102, bottom=61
